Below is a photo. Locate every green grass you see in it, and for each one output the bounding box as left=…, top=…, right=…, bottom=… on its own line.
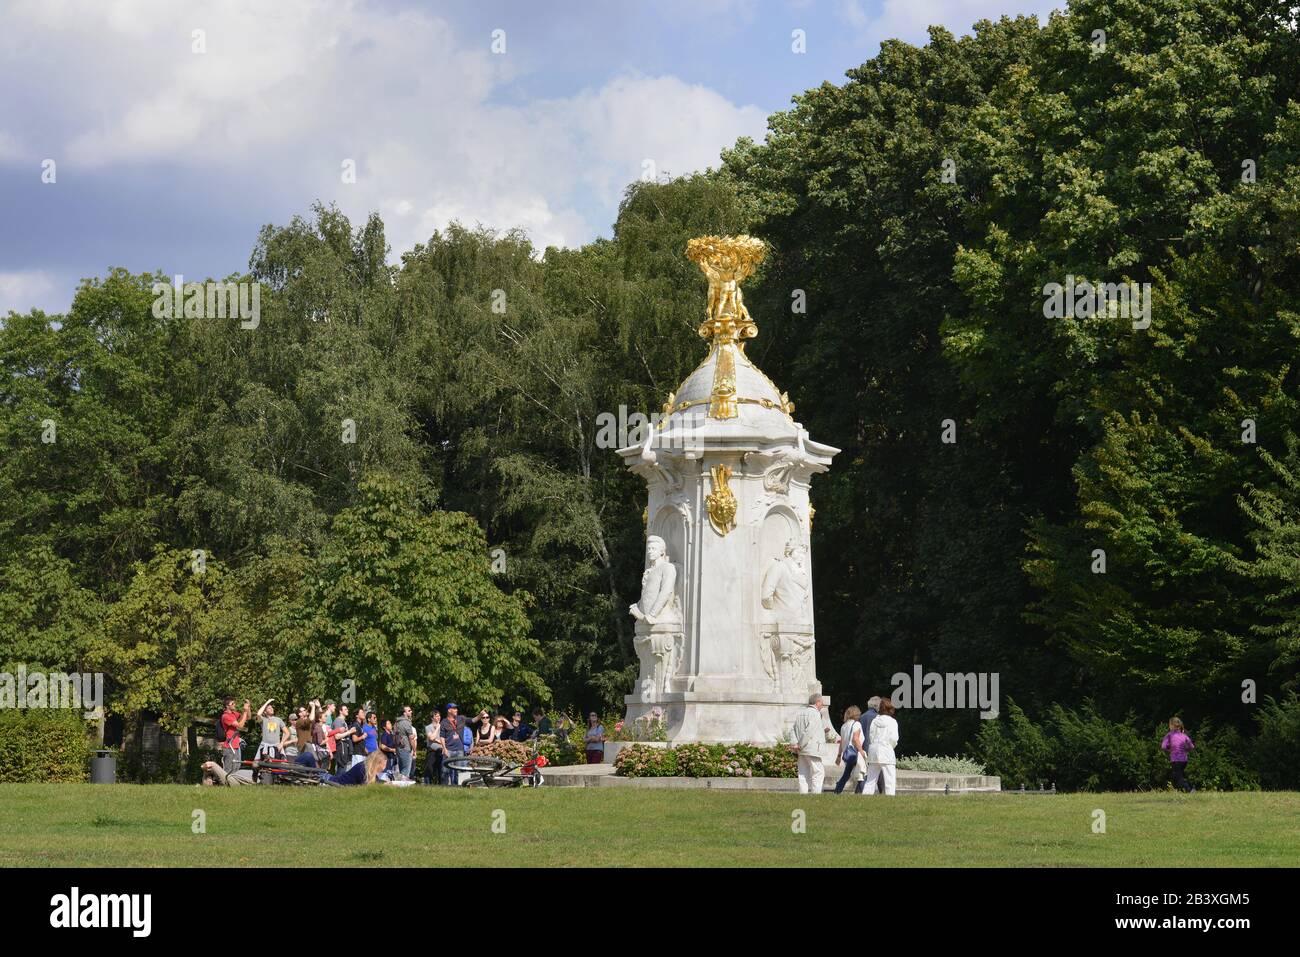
left=1, top=784, right=1296, bottom=867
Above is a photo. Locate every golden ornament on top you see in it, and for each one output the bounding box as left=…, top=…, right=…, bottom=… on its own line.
left=686, top=235, right=766, bottom=347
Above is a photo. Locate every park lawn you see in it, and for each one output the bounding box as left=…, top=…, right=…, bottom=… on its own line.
left=0, top=784, right=1296, bottom=867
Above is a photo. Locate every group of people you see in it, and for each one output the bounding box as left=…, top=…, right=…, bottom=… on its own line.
left=794, top=695, right=1200, bottom=797
left=792, top=693, right=900, bottom=795
left=213, top=695, right=584, bottom=786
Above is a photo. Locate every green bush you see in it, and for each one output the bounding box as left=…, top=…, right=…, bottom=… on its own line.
left=470, top=739, right=530, bottom=763
left=117, top=745, right=215, bottom=784
left=614, top=743, right=678, bottom=776
left=1049, top=703, right=1162, bottom=792
left=974, top=699, right=1261, bottom=792
left=0, top=710, right=91, bottom=783
left=615, top=742, right=797, bottom=778
left=536, top=733, right=583, bottom=767
left=1180, top=722, right=1259, bottom=792
left=1251, top=694, right=1300, bottom=790
left=971, top=700, right=1055, bottom=789
left=896, top=754, right=987, bottom=774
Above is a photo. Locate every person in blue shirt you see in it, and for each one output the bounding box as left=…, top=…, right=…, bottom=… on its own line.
left=362, top=712, right=380, bottom=756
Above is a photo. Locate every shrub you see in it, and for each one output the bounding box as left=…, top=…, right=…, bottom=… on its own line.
left=1180, top=721, right=1259, bottom=792
left=1048, top=702, right=1162, bottom=792
left=536, top=733, right=583, bottom=767
left=896, top=754, right=987, bottom=774
left=0, top=710, right=91, bottom=783
left=615, top=742, right=797, bottom=778
left=614, top=743, right=678, bottom=776
left=1251, top=694, right=1300, bottom=790
left=972, top=700, right=1055, bottom=789
left=117, top=745, right=215, bottom=784
left=470, top=739, right=530, bottom=763
left=974, top=700, right=1260, bottom=792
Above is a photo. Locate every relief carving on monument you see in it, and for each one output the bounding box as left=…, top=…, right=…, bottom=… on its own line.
left=758, top=538, right=816, bottom=693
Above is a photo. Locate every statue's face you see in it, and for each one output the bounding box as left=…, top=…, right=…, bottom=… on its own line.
left=646, top=541, right=664, bottom=563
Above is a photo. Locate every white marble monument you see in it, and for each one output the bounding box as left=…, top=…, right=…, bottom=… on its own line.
left=618, top=235, right=839, bottom=744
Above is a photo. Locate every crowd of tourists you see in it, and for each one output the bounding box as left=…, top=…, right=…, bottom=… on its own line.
left=210, top=696, right=607, bottom=786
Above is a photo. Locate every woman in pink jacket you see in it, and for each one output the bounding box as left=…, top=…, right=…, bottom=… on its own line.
left=1160, top=716, right=1195, bottom=793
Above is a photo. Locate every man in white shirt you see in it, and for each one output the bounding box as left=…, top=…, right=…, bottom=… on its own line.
left=792, top=692, right=831, bottom=794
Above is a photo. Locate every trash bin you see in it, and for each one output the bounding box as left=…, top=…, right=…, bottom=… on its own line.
left=90, top=750, right=116, bottom=784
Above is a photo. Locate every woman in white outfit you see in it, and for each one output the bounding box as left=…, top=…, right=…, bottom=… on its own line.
left=863, top=698, right=899, bottom=796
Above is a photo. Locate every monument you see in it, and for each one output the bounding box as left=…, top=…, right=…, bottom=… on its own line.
left=619, top=235, right=839, bottom=744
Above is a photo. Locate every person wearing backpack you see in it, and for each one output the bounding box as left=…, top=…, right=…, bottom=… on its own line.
left=833, top=705, right=863, bottom=794
left=218, top=697, right=251, bottom=774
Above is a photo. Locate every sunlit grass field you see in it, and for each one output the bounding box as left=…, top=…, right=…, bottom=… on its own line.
left=0, top=785, right=1295, bottom=867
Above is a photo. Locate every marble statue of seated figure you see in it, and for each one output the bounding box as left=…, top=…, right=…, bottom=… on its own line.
left=629, top=535, right=681, bottom=625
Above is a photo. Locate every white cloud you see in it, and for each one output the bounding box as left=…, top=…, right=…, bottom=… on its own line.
left=0, top=270, right=59, bottom=316
left=1, top=0, right=765, bottom=256
left=862, top=0, right=1064, bottom=44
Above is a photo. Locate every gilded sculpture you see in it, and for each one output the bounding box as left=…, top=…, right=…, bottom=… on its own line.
left=705, top=464, right=737, bottom=536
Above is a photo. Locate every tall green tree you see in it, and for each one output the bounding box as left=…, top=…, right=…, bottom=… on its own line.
left=296, top=472, right=544, bottom=717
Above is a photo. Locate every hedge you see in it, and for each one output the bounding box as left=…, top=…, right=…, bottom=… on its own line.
left=615, top=742, right=797, bottom=778
left=0, top=710, right=91, bottom=783
left=972, top=697, right=1300, bottom=792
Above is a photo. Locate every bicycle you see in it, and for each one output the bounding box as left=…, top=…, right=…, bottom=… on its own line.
left=242, top=756, right=339, bottom=786
left=444, top=742, right=548, bottom=788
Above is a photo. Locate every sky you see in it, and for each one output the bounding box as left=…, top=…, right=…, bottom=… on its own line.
left=0, top=0, right=1064, bottom=316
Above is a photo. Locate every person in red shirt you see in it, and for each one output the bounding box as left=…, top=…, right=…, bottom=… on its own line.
left=220, top=697, right=252, bottom=774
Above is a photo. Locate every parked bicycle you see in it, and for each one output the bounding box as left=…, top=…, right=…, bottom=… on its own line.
left=444, top=745, right=548, bottom=788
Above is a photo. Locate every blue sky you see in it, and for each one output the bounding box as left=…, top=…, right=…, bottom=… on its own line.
left=0, top=0, right=1063, bottom=315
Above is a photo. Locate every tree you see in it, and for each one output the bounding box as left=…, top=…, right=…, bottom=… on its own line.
left=86, top=547, right=238, bottom=758
left=296, top=472, right=544, bottom=717
left=0, top=544, right=103, bottom=672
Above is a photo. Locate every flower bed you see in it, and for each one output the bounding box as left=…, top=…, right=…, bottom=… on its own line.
left=469, top=739, right=532, bottom=763
left=895, top=754, right=986, bottom=775
left=615, top=742, right=798, bottom=778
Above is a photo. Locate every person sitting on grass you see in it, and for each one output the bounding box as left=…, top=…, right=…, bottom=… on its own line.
left=201, top=750, right=391, bottom=787
left=1161, top=716, right=1196, bottom=793
left=201, top=761, right=255, bottom=786
left=327, top=749, right=389, bottom=786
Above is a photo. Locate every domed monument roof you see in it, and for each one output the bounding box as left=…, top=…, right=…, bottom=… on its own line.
left=628, top=234, right=818, bottom=452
